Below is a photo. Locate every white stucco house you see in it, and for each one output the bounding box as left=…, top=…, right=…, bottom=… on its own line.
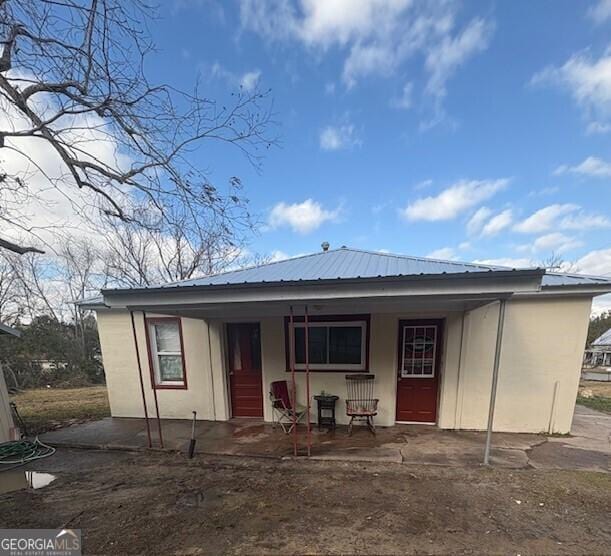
left=82, top=247, right=611, bottom=435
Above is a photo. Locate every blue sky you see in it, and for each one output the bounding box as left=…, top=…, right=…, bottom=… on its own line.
left=146, top=0, right=610, bottom=306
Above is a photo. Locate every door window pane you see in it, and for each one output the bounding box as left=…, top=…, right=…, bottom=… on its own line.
left=329, top=326, right=362, bottom=364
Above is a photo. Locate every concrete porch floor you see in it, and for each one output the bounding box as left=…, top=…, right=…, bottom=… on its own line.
left=39, top=405, right=610, bottom=471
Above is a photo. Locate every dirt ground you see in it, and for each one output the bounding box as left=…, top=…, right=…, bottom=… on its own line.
left=10, top=386, right=110, bottom=433
left=0, top=448, right=609, bottom=555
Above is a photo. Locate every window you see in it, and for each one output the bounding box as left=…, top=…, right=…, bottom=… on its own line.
left=147, top=318, right=186, bottom=388
left=400, top=325, right=437, bottom=378
left=285, top=316, right=369, bottom=371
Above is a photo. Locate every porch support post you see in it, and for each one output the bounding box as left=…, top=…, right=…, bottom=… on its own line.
left=142, top=310, right=164, bottom=449
left=304, top=305, right=311, bottom=457
left=130, top=310, right=152, bottom=448
left=289, top=306, right=298, bottom=456
left=483, top=298, right=507, bottom=465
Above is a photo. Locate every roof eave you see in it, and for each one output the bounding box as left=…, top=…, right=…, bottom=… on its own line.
left=100, top=268, right=545, bottom=297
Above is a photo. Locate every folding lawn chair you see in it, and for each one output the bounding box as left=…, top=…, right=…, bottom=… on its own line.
left=269, top=380, right=307, bottom=434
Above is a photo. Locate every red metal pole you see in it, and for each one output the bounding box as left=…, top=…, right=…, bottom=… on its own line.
left=143, top=310, right=164, bottom=449
left=305, top=304, right=311, bottom=457
left=289, top=306, right=298, bottom=456
left=130, top=310, right=152, bottom=448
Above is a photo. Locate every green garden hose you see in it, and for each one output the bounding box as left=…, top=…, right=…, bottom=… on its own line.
left=0, top=438, right=56, bottom=468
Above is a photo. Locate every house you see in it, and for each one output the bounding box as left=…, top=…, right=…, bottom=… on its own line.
left=583, top=328, right=611, bottom=381
left=0, top=322, right=21, bottom=442
left=81, top=247, right=611, bottom=435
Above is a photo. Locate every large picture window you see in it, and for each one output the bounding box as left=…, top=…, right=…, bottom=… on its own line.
left=285, top=315, right=369, bottom=371
left=146, top=318, right=187, bottom=388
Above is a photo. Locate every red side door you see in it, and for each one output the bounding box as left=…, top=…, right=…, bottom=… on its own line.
left=227, top=323, right=263, bottom=418
left=395, top=319, right=444, bottom=423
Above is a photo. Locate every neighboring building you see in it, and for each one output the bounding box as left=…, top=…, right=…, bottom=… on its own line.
left=583, top=329, right=611, bottom=382
left=0, top=322, right=21, bottom=442
left=81, top=247, right=611, bottom=435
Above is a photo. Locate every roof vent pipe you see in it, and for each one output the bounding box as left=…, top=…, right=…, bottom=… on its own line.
left=321, top=241, right=330, bottom=252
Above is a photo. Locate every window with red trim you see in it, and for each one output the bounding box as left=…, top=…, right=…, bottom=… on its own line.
left=147, top=319, right=186, bottom=387
left=284, top=315, right=370, bottom=372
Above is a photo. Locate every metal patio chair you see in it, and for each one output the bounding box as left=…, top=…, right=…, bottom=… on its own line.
left=345, top=374, right=379, bottom=435
left=269, top=380, right=307, bottom=434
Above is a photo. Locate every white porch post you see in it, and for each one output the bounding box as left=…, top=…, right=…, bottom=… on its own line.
left=483, top=298, right=507, bottom=465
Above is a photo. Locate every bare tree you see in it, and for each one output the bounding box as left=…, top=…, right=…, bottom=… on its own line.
left=99, top=197, right=251, bottom=287
left=0, top=0, right=275, bottom=253
left=538, top=252, right=579, bottom=273
left=0, top=252, right=21, bottom=322
left=7, top=251, right=62, bottom=321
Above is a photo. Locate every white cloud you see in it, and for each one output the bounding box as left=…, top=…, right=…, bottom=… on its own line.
left=402, top=179, right=508, bottom=222
left=514, top=203, right=611, bottom=233
left=481, top=209, right=513, bottom=237
left=413, top=179, right=433, bottom=190
left=531, top=49, right=611, bottom=132
left=466, top=206, right=492, bottom=235
left=513, top=203, right=579, bottom=233
left=575, top=247, right=611, bottom=276
left=240, top=1, right=493, bottom=119
left=529, top=232, right=583, bottom=253
left=560, top=213, right=611, bottom=230
left=528, top=186, right=559, bottom=197
left=240, top=69, right=262, bottom=91
left=319, top=123, right=360, bottom=151
left=426, top=247, right=456, bottom=260
left=269, top=249, right=290, bottom=262
left=391, top=81, right=413, bottom=110
left=268, top=199, right=340, bottom=234
left=587, top=0, right=611, bottom=24
left=586, top=121, right=611, bottom=134
left=554, top=156, right=611, bottom=178
left=473, top=257, right=532, bottom=269
left=592, top=295, right=611, bottom=315
left=424, top=18, right=493, bottom=111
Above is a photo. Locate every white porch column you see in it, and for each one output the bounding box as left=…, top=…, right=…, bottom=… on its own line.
left=483, top=298, right=507, bottom=465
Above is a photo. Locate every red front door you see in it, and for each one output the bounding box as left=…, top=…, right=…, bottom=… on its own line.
left=395, top=319, right=444, bottom=423
left=227, top=323, right=263, bottom=418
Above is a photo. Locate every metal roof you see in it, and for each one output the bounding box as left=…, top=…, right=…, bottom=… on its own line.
left=151, top=247, right=528, bottom=289
left=90, top=247, right=611, bottom=297
left=541, top=273, right=611, bottom=287
left=0, top=322, right=21, bottom=337
left=592, top=328, right=611, bottom=346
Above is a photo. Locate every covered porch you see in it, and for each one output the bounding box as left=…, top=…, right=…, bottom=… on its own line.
left=38, top=404, right=611, bottom=472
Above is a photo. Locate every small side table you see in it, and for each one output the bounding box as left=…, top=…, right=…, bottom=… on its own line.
left=314, top=394, right=339, bottom=430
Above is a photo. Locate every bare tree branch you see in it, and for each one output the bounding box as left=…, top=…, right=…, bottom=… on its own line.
left=0, top=0, right=276, bottom=248
left=0, top=236, right=44, bottom=254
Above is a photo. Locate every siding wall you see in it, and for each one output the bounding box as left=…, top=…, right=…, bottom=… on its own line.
left=96, top=295, right=592, bottom=434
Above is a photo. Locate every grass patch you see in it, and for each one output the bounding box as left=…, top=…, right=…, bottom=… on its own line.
left=576, top=396, right=611, bottom=414
left=10, top=386, right=110, bottom=434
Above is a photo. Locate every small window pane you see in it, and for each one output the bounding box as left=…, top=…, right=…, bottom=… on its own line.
left=158, top=355, right=183, bottom=381
left=329, top=326, right=362, bottom=364
left=155, top=323, right=180, bottom=352
left=295, top=326, right=327, bottom=364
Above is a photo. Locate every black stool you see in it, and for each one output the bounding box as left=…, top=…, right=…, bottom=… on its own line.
left=314, top=394, right=339, bottom=430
